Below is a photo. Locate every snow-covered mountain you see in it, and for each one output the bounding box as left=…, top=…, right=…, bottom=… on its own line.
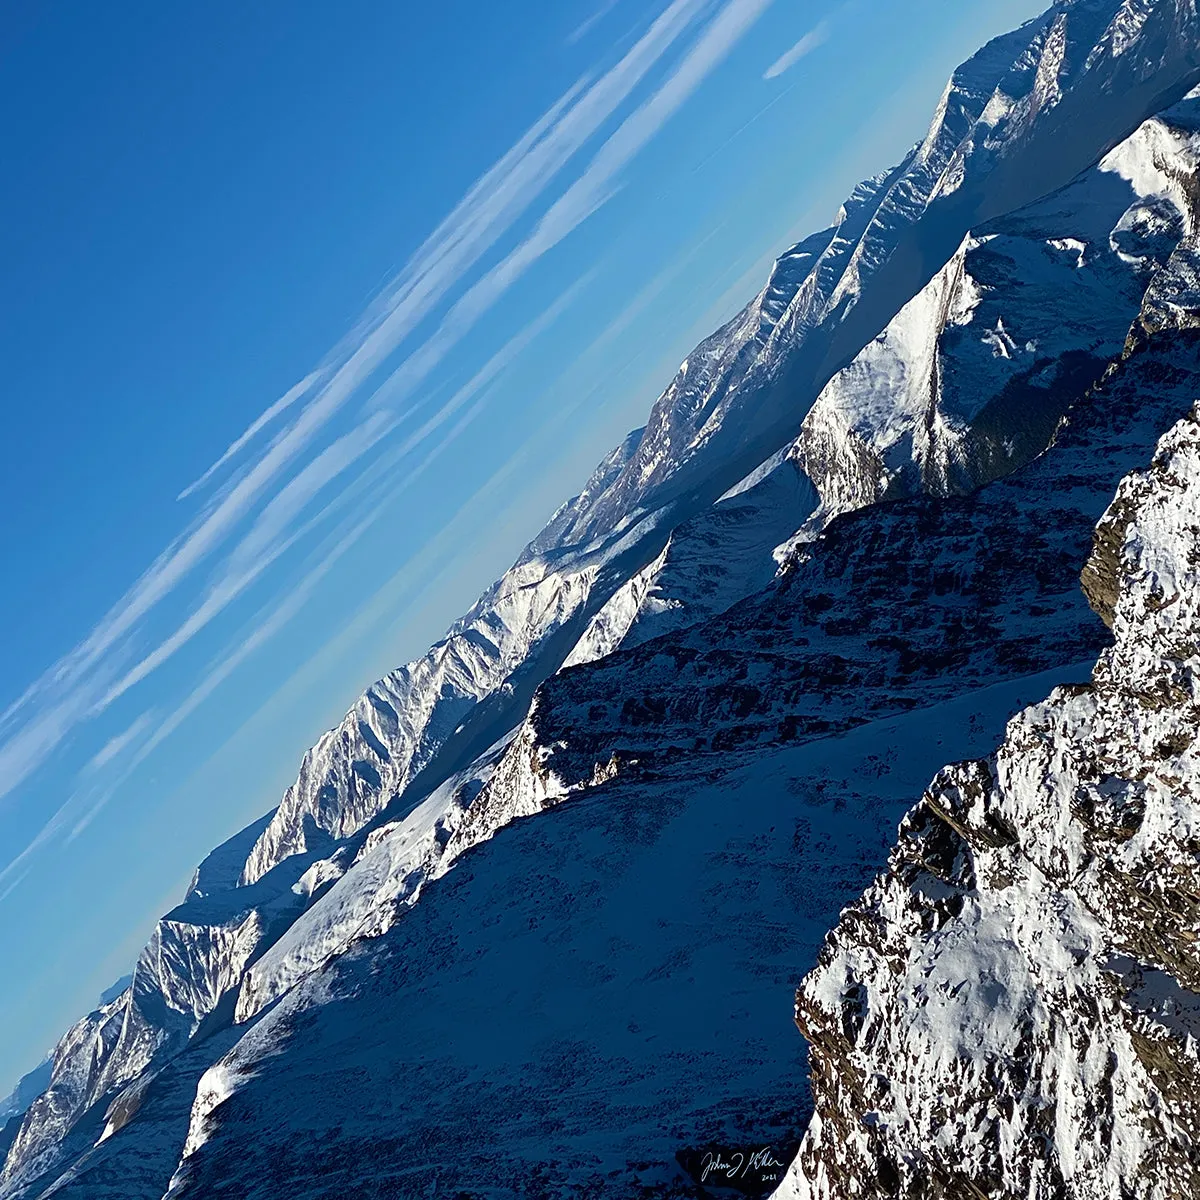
left=209, top=0, right=1200, bottom=905
left=156, top=330, right=1200, bottom=1200
left=792, top=96, right=1200, bottom=534
left=9, top=1, right=1200, bottom=1196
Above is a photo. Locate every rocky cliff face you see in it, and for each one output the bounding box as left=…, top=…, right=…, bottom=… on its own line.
left=10, top=3, right=1200, bottom=1197
left=776, top=388, right=1200, bottom=1198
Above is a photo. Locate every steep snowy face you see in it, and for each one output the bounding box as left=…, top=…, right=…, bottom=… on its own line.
left=778, top=380, right=1200, bottom=1198
left=0, top=854, right=315, bottom=1191
left=0, top=998, right=129, bottom=1193
left=231, top=745, right=505, bottom=1024
left=500, top=332, right=1200, bottom=809
left=793, top=92, right=1200, bottom=537
left=229, top=326, right=1200, bottom=1039
left=562, top=450, right=818, bottom=668
left=588, top=0, right=1200, bottom=529
left=238, top=559, right=604, bottom=887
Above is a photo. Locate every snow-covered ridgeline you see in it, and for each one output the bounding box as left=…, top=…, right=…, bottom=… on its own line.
left=564, top=447, right=818, bottom=667
left=230, top=743, right=506, bottom=1024
left=775, top=404, right=1200, bottom=1196
left=788, top=92, right=1200, bottom=550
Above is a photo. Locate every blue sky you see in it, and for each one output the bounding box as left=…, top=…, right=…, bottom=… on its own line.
left=0, top=0, right=1046, bottom=1095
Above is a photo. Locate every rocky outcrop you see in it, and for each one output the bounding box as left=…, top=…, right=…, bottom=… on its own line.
left=525, top=332, right=1200, bottom=793
left=777, top=404, right=1200, bottom=1197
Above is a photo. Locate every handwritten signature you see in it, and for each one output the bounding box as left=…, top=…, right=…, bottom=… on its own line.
left=699, top=1146, right=785, bottom=1183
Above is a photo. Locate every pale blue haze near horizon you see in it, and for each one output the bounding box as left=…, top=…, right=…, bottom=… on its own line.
left=0, top=0, right=1046, bottom=1095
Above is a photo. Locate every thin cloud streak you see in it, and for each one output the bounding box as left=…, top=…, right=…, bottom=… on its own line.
left=567, top=0, right=621, bottom=45
left=99, top=410, right=398, bottom=709
left=365, top=0, right=778, bottom=419
left=85, top=713, right=156, bottom=774
left=183, top=0, right=709, bottom=503
left=764, top=19, right=830, bottom=79
left=582, top=223, right=725, bottom=361
left=99, top=271, right=592, bottom=713
left=689, top=77, right=799, bottom=175
left=81, top=0, right=771, bottom=731
left=0, top=274, right=590, bottom=893
left=0, top=528, right=373, bottom=905
left=0, top=790, right=96, bottom=898
left=176, top=371, right=325, bottom=501
left=127, top=512, right=380, bottom=784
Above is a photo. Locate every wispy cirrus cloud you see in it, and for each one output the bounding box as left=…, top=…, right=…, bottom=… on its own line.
left=107, top=0, right=774, bottom=701
left=97, top=412, right=398, bottom=710
left=0, top=0, right=775, bottom=899
left=84, top=713, right=156, bottom=775
left=97, top=268, right=596, bottom=721
left=764, top=17, right=831, bottom=79
left=176, top=371, right=324, bottom=502
left=0, top=269, right=592, bottom=900
left=364, top=0, right=778, bottom=417
left=0, top=0, right=716, bottom=816
left=177, top=0, right=715, bottom=510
